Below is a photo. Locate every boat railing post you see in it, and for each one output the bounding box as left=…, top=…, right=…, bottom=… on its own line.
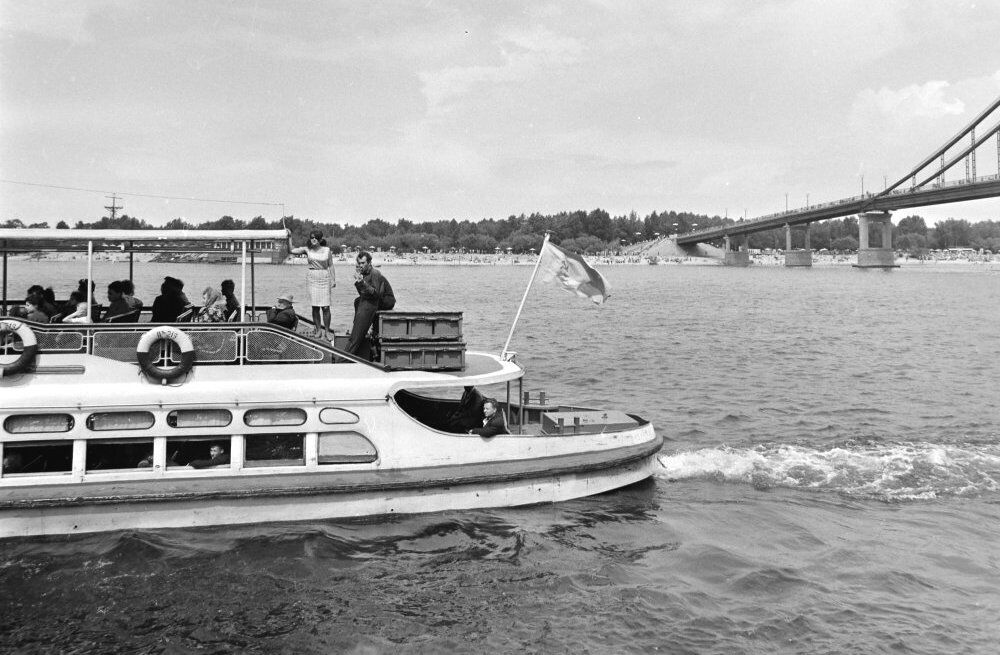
left=87, top=240, right=94, bottom=321
left=2, top=239, right=7, bottom=316
left=240, top=240, right=247, bottom=326
left=519, top=380, right=525, bottom=435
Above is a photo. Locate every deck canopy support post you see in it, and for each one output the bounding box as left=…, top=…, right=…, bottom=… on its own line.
left=2, top=239, right=7, bottom=316
left=250, top=246, right=256, bottom=317
left=87, top=241, right=94, bottom=320
left=240, top=240, right=248, bottom=322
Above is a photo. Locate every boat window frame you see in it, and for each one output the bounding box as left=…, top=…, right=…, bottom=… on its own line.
left=317, top=430, right=378, bottom=465
left=319, top=408, right=360, bottom=425
left=3, top=413, right=76, bottom=435
left=243, top=407, right=307, bottom=428
left=166, top=409, right=233, bottom=429
left=86, top=411, right=155, bottom=432
left=84, top=437, right=156, bottom=473
left=243, top=432, right=306, bottom=468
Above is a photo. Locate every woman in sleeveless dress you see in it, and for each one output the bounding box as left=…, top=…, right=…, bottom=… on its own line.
left=286, top=229, right=336, bottom=340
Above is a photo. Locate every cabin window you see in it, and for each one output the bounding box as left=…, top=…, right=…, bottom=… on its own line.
left=166, top=409, right=232, bottom=429
left=244, top=434, right=305, bottom=467
left=319, top=408, right=360, bottom=424
left=244, top=408, right=307, bottom=427
left=2, top=441, right=73, bottom=475
left=86, top=438, right=155, bottom=472
left=318, top=431, right=377, bottom=464
left=87, top=411, right=155, bottom=431
left=4, top=414, right=75, bottom=434
left=166, top=437, right=231, bottom=469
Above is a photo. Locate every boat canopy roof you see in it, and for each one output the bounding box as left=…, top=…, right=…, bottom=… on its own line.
left=0, top=228, right=287, bottom=243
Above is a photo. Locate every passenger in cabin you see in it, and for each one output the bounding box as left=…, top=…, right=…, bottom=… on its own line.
left=11, top=285, right=57, bottom=319
left=151, top=276, right=189, bottom=322
left=468, top=398, right=509, bottom=438
left=267, top=293, right=298, bottom=330
left=121, top=279, right=143, bottom=312
left=22, top=293, right=49, bottom=323
left=447, top=385, right=487, bottom=432
left=2, top=452, right=24, bottom=474
left=196, top=287, right=228, bottom=322
left=285, top=229, right=337, bottom=341
left=187, top=443, right=230, bottom=469
left=63, top=291, right=92, bottom=323
left=103, top=280, right=132, bottom=321
left=346, top=251, right=396, bottom=358
left=220, top=279, right=240, bottom=318
left=137, top=452, right=154, bottom=468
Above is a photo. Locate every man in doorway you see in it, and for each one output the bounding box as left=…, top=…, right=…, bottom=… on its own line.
left=468, top=398, right=509, bottom=438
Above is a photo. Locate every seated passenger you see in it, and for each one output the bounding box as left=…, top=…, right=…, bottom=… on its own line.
left=103, top=280, right=132, bottom=321
left=63, top=291, right=92, bottom=323
left=121, top=279, right=143, bottom=312
left=136, top=452, right=153, bottom=468
left=220, top=279, right=240, bottom=318
left=151, top=276, right=189, bottom=322
left=196, top=287, right=228, bottom=322
left=468, top=398, right=509, bottom=438
left=22, top=293, right=49, bottom=323
left=187, top=443, right=230, bottom=469
left=447, top=385, right=486, bottom=432
left=266, top=293, right=298, bottom=330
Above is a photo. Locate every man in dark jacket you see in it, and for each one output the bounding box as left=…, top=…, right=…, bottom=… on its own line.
left=346, top=251, right=396, bottom=358
left=266, top=292, right=298, bottom=330
left=448, top=386, right=486, bottom=432
left=188, top=443, right=230, bottom=469
left=469, top=399, right=508, bottom=438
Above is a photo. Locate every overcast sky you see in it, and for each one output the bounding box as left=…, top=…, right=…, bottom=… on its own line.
left=2, top=1, right=999, bottom=228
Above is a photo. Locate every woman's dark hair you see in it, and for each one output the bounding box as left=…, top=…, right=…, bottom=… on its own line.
left=27, top=284, right=44, bottom=296
left=108, top=280, right=125, bottom=294
left=221, top=279, right=235, bottom=293
left=121, top=279, right=135, bottom=295
left=309, top=230, right=327, bottom=247
left=25, top=292, right=44, bottom=308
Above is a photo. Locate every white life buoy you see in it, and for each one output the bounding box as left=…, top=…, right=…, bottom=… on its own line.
left=0, top=319, right=38, bottom=377
left=136, top=326, right=195, bottom=383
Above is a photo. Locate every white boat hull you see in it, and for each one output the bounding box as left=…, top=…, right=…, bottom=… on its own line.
left=1, top=447, right=660, bottom=538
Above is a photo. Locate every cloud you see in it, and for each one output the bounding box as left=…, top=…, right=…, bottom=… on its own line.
left=0, top=0, right=99, bottom=43
left=853, top=81, right=965, bottom=124
left=419, top=24, right=583, bottom=114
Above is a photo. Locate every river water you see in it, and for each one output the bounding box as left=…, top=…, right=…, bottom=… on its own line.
left=2, top=261, right=999, bottom=653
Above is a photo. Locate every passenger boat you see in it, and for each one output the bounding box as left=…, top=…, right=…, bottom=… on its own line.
left=0, top=229, right=662, bottom=538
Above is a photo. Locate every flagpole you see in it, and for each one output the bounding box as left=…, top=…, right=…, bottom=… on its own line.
left=501, top=232, right=550, bottom=359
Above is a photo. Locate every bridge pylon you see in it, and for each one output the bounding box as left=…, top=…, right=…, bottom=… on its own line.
left=723, top=233, right=750, bottom=266
left=854, top=211, right=899, bottom=268
left=784, top=223, right=812, bottom=267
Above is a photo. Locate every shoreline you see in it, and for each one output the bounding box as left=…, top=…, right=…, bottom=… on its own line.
left=6, top=252, right=998, bottom=268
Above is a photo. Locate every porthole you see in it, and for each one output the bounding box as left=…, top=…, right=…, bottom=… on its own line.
left=166, top=409, right=232, bottom=428
left=87, top=411, right=155, bottom=431
left=244, top=408, right=307, bottom=427
left=3, top=414, right=74, bottom=434
left=319, top=408, right=360, bottom=424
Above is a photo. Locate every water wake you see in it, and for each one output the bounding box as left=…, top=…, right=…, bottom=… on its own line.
left=657, top=441, right=1000, bottom=500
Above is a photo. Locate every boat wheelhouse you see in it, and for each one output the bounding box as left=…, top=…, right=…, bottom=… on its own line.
left=0, top=229, right=662, bottom=538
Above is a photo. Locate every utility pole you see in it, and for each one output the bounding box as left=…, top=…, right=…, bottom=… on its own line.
left=104, top=193, right=123, bottom=221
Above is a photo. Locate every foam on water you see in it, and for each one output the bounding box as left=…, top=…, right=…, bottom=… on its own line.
left=657, top=441, right=1000, bottom=500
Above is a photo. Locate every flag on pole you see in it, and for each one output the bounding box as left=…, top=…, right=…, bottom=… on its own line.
left=537, top=241, right=611, bottom=304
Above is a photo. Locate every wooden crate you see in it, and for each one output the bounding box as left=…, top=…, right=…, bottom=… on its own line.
left=540, top=410, right=637, bottom=435
left=378, top=311, right=463, bottom=341
left=381, top=340, right=466, bottom=371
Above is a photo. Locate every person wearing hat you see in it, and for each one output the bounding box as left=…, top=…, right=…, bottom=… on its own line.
left=266, top=292, right=298, bottom=330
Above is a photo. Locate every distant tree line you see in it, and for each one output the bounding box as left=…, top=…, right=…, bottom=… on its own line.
left=3, top=210, right=999, bottom=254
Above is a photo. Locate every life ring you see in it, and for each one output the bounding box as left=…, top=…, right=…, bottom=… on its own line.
left=136, top=326, right=195, bottom=382
left=0, top=319, right=38, bottom=378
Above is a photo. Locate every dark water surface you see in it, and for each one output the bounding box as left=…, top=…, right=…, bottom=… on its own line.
left=2, top=262, right=1000, bottom=653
